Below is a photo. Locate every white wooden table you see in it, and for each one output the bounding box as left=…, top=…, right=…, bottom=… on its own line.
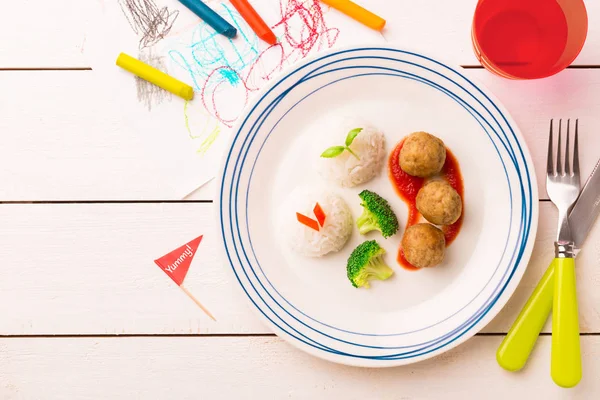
left=2, top=1, right=600, bottom=398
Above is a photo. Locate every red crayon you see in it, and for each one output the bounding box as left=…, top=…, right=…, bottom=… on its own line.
left=230, top=0, right=277, bottom=45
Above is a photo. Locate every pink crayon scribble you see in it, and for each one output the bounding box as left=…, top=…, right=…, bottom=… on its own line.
left=170, top=0, right=339, bottom=129
left=274, top=0, right=339, bottom=58
left=201, top=66, right=251, bottom=127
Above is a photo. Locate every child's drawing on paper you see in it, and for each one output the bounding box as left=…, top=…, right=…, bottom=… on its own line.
left=169, top=0, right=339, bottom=124
left=164, top=0, right=342, bottom=154
left=87, top=0, right=383, bottom=195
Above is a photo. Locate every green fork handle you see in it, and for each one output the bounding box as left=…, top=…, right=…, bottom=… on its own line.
left=551, top=257, right=581, bottom=388
left=496, top=260, right=555, bottom=371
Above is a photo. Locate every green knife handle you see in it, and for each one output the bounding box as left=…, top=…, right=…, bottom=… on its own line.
left=552, top=257, right=582, bottom=388
left=496, top=260, right=555, bottom=371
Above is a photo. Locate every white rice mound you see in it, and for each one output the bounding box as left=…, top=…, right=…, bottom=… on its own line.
left=280, top=188, right=353, bottom=257
left=317, top=126, right=386, bottom=187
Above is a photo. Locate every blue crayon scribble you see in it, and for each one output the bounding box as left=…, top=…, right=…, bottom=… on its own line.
left=168, top=3, right=260, bottom=91
left=220, top=68, right=240, bottom=85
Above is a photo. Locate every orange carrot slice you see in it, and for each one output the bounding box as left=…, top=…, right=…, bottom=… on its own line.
left=296, top=212, right=320, bottom=231
left=313, top=203, right=326, bottom=227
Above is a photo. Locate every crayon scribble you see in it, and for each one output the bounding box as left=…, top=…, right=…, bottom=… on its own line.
left=119, top=0, right=179, bottom=49
left=137, top=49, right=172, bottom=110
left=274, top=0, right=339, bottom=59
left=184, top=100, right=221, bottom=155
left=197, top=126, right=221, bottom=155
left=168, top=0, right=338, bottom=131
left=168, top=4, right=260, bottom=93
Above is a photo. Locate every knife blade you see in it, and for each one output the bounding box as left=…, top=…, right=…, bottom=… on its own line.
left=569, top=157, right=600, bottom=248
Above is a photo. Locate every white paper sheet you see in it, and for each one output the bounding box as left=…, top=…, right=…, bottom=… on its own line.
left=84, top=0, right=385, bottom=198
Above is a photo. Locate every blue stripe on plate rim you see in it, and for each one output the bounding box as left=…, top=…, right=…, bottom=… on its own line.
left=218, top=46, right=537, bottom=364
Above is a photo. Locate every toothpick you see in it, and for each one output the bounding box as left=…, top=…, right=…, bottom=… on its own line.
left=180, top=285, right=216, bottom=321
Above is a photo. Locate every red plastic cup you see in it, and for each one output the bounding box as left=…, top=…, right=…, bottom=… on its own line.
left=472, top=0, right=588, bottom=79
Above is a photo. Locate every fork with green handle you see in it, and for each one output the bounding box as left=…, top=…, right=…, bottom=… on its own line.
left=497, top=257, right=580, bottom=387
left=497, top=120, right=600, bottom=387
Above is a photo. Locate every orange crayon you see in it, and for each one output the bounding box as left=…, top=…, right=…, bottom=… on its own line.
left=230, top=0, right=277, bottom=45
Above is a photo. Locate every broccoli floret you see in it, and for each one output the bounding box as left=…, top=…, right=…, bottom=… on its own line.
left=347, top=240, right=394, bottom=288
left=356, top=190, right=399, bottom=238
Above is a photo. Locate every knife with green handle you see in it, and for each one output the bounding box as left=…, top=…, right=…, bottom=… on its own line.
left=497, top=158, right=600, bottom=373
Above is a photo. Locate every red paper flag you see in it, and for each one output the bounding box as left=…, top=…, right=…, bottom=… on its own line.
left=154, top=235, right=203, bottom=286
left=154, top=235, right=215, bottom=321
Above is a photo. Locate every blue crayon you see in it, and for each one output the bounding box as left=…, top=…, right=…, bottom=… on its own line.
left=178, top=0, right=237, bottom=38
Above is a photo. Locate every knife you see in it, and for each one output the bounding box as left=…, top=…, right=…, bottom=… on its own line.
left=496, top=157, right=600, bottom=372
left=570, top=159, right=600, bottom=248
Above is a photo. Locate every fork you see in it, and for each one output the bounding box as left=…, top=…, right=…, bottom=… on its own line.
left=547, top=119, right=582, bottom=388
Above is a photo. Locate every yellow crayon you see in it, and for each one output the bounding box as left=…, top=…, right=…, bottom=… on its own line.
left=116, top=52, right=194, bottom=101
left=320, top=0, right=386, bottom=31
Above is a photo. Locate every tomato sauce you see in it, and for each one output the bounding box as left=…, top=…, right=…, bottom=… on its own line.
left=440, top=150, right=464, bottom=245
left=388, top=139, right=464, bottom=270
left=397, top=249, right=420, bottom=271
left=388, top=140, right=425, bottom=227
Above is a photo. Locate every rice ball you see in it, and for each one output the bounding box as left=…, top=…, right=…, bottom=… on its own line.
left=401, top=223, right=445, bottom=268
left=318, top=126, right=386, bottom=187
left=280, top=188, right=353, bottom=257
left=399, top=131, right=446, bottom=177
left=416, top=180, right=462, bottom=225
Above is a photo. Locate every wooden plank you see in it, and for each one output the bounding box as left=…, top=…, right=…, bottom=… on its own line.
left=3, top=0, right=600, bottom=67
left=0, top=0, right=88, bottom=68
left=374, top=0, right=600, bottom=67
left=0, top=71, right=200, bottom=201
left=3, top=69, right=600, bottom=201
left=1, top=336, right=600, bottom=398
left=0, top=203, right=266, bottom=335
left=1, top=202, right=599, bottom=335
left=472, top=68, right=600, bottom=199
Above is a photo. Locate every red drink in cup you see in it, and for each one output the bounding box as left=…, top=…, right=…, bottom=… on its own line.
left=472, top=0, right=588, bottom=79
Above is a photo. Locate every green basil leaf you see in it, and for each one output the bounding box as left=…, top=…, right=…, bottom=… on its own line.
left=345, top=147, right=360, bottom=160
left=320, top=146, right=346, bottom=158
left=345, top=128, right=363, bottom=146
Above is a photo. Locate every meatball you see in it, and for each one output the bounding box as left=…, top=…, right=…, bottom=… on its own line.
left=416, top=180, right=462, bottom=225
left=401, top=223, right=445, bottom=268
left=399, top=131, right=446, bottom=177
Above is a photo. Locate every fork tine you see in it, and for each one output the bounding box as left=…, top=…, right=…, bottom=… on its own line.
left=557, top=119, right=563, bottom=175
left=565, top=119, right=571, bottom=175
left=547, top=119, right=554, bottom=175
left=573, top=119, right=580, bottom=177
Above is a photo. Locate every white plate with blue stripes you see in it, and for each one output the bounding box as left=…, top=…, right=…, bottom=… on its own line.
left=218, top=46, right=538, bottom=367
